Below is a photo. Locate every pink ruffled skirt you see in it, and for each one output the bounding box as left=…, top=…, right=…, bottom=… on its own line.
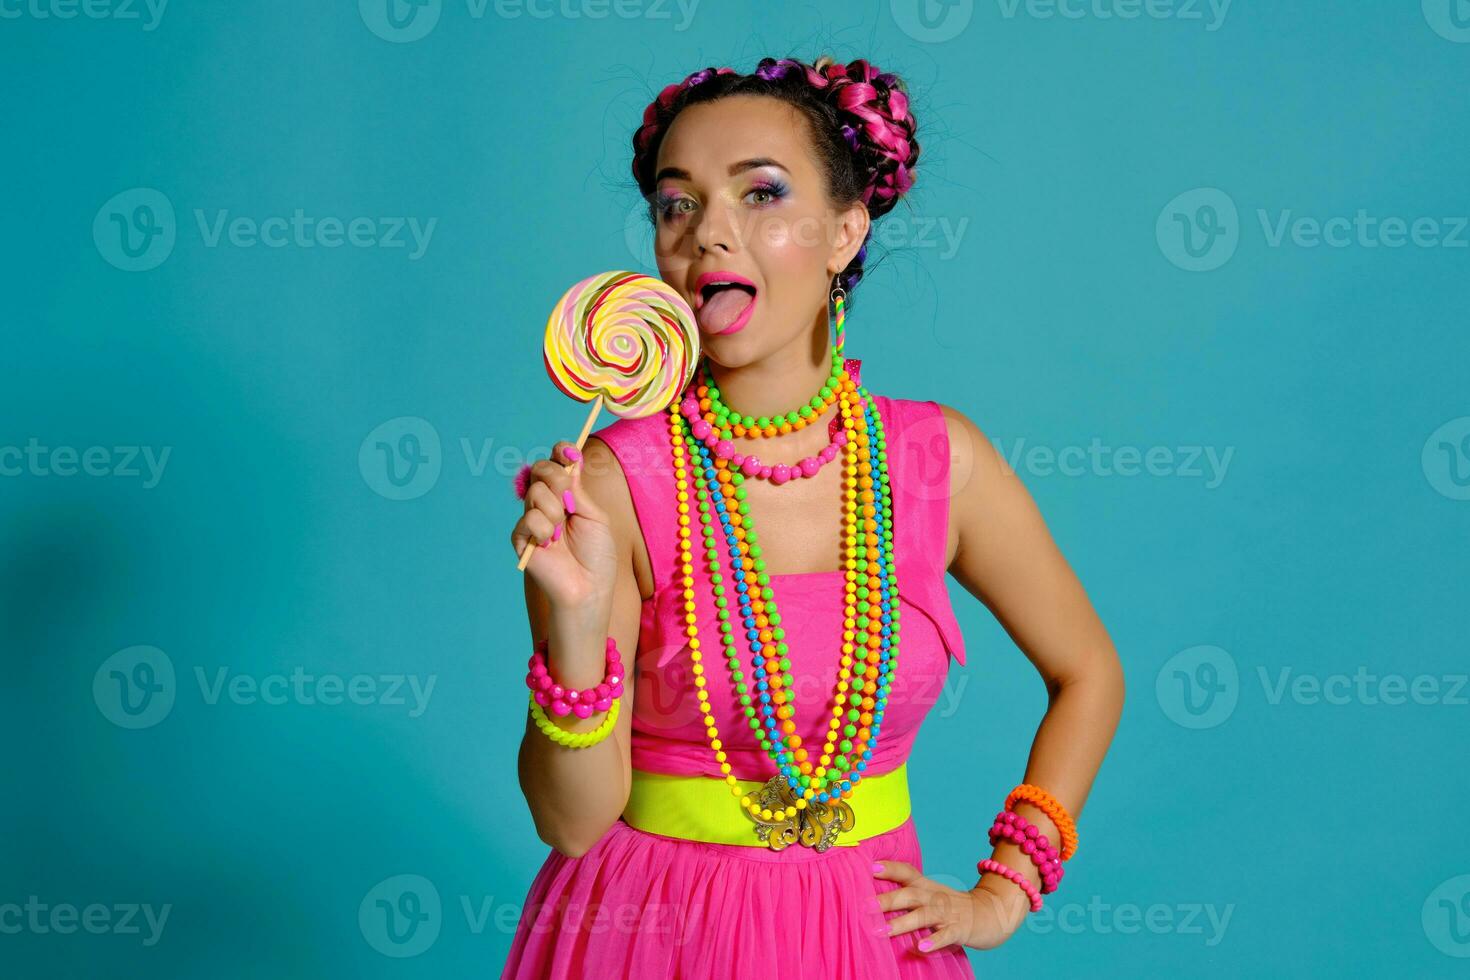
left=500, top=815, right=975, bottom=978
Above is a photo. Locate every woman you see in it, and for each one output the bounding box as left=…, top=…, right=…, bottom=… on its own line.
left=504, top=56, right=1125, bottom=978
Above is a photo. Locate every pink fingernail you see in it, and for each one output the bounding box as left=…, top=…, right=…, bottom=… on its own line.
left=563, top=489, right=576, bottom=515
left=565, top=446, right=582, bottom=462
left=918, top=940, right=933, bottom=952
left=872, top=862, right=884, bottom=874
left=551, top=523, right=562, bottom=543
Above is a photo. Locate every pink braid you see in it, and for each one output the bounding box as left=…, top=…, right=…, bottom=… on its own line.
left=824, top=60, right=916, bottom=207
left=634, top=66, right=736, bottom=154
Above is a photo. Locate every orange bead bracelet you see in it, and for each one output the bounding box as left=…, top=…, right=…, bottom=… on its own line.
left=1004, top=783, right=1079, bottom=861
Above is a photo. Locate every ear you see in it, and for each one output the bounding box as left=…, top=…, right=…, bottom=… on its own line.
left=827, top=200, right=870, bottom=277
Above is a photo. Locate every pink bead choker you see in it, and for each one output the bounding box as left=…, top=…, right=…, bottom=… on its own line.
left=678, top=393, right=847, bottom=486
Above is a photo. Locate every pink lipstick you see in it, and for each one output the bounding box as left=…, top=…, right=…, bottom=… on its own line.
left=693, top=271, right=758, bottom=336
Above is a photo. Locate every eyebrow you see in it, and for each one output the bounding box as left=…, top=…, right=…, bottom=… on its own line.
left=653, top=158, right=789, bottom=184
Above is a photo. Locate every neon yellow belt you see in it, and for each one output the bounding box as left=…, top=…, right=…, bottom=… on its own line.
left=623, top=762, right=911, bottom=851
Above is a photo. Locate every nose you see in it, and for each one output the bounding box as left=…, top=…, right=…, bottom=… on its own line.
left=693, top=198, right=741, bottom=255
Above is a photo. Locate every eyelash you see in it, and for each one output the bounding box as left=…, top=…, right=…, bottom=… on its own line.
left=654, top=179, right=788, bottom=221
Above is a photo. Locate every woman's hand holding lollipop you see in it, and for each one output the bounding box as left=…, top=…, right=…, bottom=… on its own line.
left=510, top=271, right=699, bottom=625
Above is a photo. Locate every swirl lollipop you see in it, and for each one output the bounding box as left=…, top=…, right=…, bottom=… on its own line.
left=517, top=271, right=699, bottom=570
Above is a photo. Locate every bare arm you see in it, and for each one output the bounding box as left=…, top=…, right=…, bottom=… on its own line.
left=514, top=436, right=643, bottom=859
left=939, top=404, right=1126, bottom=907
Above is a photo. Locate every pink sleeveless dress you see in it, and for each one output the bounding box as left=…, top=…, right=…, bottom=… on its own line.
left=501, top=393, right=975, bottom=979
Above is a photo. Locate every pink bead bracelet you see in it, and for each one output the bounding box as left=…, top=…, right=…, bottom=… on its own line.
left=989, top=809, right=1065, bottom=894
left=976, top=858, right=1043, bottom=913
left=525, top=635, right=623, bottom=718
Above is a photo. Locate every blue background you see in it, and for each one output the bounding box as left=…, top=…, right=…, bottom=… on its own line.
left=3, top=1, right=1468, bottom=976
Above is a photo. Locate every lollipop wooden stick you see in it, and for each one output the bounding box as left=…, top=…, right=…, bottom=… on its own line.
left=517, top=271, right=697, bottom=573
left=570, top=395, right=605, bottom=449
left=515, top=396, right=602, bottom=572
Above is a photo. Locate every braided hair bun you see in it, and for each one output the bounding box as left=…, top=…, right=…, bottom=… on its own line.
left=631, top=55, right=921, bottom=297
left=794, top=55, right=917, bottom=218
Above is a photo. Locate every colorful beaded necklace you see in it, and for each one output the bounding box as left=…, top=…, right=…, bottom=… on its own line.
left=664, top=348, right=902, bottom=851
left=697, top=349, right=845, bottom=438
left=679, top=379, right=847, bottom=486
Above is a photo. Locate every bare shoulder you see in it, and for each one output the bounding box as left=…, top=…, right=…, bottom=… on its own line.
left=931, top=401, right=1010, bottom=567
left=579, top=433, right=653, bottom=601
left=932, top=400, right=1005, bottom=491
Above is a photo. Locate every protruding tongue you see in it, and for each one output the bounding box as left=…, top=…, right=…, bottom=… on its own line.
left=697, top=287, right=753, bottom=333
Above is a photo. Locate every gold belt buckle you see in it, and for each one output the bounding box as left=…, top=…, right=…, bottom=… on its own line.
left=745, top=774, right=855, bottom=852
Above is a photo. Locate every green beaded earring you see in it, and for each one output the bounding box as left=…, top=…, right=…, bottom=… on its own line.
left=830, top=274, right=847, bottom=359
